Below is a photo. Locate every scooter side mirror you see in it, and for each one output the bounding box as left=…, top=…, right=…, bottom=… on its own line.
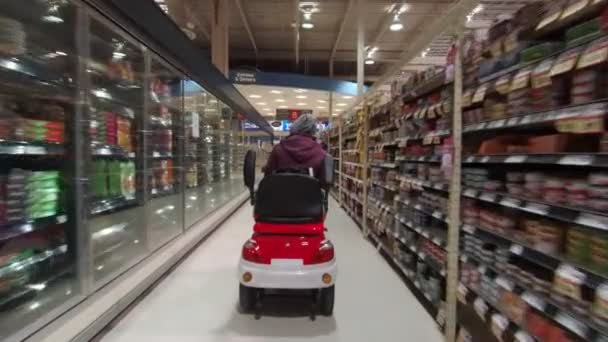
left=243, top=150, right=256, bottom=203
left=319, top=153, right=334, bottom=189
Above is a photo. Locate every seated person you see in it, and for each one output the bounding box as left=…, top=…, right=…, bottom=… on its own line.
left=264, top=114, right=327, bottom=177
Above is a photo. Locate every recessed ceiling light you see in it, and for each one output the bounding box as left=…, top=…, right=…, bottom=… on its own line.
left=263, top=108, right=271, bottom=111
left=365, top=58, right=375, bottom=65
left=390, top=22, right=403, bottom=31
left=270, top=90, right=282, bottom=94
left=316, top=106, right=326, bottom=109
left=294, top=88, right=307, bottom=93
left=336, top=103, right=347, bottom=106
left=275, top=99, right=285, bottom=102
left=249, top=94, right=261, bottom=99
left=332, top=113, right=339, bottom=116
left=342, top=96, right=353, bottom=99
left=42, top=15, right=64, bottom=23
left=296, top=102, right=307, bottom=106
left=256, top=102, right=267, bottom=105
left=296, top=95, right=307, bottom=99
left=302, top=22, right=314, bottom=29
left=278, top=105, right=288, bottom=109
left=317, top=100, right=326, bottom=103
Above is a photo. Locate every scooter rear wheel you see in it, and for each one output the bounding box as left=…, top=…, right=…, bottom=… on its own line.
left=239, top=284, right=256, bottom=312
left=319, top=285, right=335, bottom=316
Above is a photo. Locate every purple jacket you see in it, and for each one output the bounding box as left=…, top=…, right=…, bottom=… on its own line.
left=264, top=134, right=327, bottom=176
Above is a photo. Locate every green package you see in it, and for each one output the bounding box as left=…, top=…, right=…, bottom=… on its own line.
left=94, top=160, right=109, bottom=198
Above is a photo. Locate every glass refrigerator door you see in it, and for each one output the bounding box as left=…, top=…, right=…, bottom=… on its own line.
left=0, top=0, right=79, bottom=339
left=87, top=14, right=147, bottom=287
left=146, top=55, right=184, bottom=249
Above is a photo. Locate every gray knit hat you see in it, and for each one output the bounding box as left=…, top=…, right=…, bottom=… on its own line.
left=289, top=113, right=317, bottom=136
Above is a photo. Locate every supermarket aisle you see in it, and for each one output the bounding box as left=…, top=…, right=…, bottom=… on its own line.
left=100, top=198, right=443, bottom=342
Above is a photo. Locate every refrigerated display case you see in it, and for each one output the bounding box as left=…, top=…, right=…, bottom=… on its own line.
left=146, top=55, right=184, bottom=251
left=0, top=0, right=79, bottom=339
left=0, top=1, right=251, bottom=340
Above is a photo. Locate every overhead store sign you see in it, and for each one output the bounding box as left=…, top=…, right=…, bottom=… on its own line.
left=276, top=108, right=313, bottom=121
left=230, top=69, right=365, bottom=96
left=233, top=71, right=257, bottom=84
left=245, top=120, right=292, bottom=132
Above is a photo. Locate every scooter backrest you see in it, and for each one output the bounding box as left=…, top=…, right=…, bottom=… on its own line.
left=318, top=153, right=334, bottom=189
left=254, top=173, right=324, bottom=224
left=243, top=150, right=256, bottom=202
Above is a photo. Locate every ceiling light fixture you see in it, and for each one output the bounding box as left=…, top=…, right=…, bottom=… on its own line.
left=390, top=14, right=403, bottom=31
left=295, top=95, right=307, bottom=99
left=249, top=94, right=261, bottom=99
left=296, top=102, right=307, bottom=106
left=316, top=106, right=326, bottom=109
left=342, top=96, right=353, bottom=99
left=336, top=103, right=347, bottom=106
left=365, top=58, right=375, bottom=65
left=302, top=21, right=314, bottom=29
left=275, top=99, right=285, bottom=102
left=317, top=99, right=326, bottom=103
left=256, top=102, right=267, bottom=105
left=278, top=105, right=288, bottom=108
left=270, top=90, right=282, bottom=94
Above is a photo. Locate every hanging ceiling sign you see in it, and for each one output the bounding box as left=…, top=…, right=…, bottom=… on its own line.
left=276, top=108, right=313, bottom=121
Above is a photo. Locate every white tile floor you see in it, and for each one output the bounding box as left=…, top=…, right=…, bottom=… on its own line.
left=100, top=199, right=443, bottom=342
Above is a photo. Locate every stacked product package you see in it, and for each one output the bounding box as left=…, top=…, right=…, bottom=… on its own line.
left=93, top=160, right=136, bottom=200
left=0, top=169, right=61, bottom=224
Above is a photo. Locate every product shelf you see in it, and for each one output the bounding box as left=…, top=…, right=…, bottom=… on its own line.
left=0, top=214, right=67, bottom=243
left=462, top=187, right=608, bottom=232
left=89, top=196, right=138, bottom=217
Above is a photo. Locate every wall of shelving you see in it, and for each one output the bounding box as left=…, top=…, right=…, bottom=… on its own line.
left=327, top=1, right=608, bottom=340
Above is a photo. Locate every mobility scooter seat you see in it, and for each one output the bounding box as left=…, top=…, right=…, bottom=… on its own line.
left=254, top=173, right=325, bottom=224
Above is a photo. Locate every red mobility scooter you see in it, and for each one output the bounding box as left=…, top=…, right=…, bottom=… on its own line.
left=238, top=150, right=336, bottom=317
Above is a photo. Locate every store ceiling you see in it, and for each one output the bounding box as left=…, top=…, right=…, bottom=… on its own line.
left=234, top=84, right=357, bottom=119
left=158, top=0, right=535, bottom=84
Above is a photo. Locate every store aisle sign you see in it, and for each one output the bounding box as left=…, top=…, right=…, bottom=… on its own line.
left=233, top=71, right=256, bottom=84
left=245, top=120, right=292, bottom=131
left=276, top=108, right=313, bottom=121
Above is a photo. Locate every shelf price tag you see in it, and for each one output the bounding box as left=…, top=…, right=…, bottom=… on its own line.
left=525, top=202, right=549, bottom=215
left=522, top=292, right=546, bottom=311
left=491, top=314, right=509, bottom=340
left=532, top=58, right=554, bottom=89
left=506, top=117, right=520, bottom=127
left=561, top=0, right=589, bottom=19
left=458, top=283, right=469, bottom=304
left=555, top=115, right=604, bottom=134
left=495, top=276, right=515, bottom=291
left=551, top=51, right=579, bottom=76
left=472, top=84, right=487, bottom=104
left=504, top=155, right=526, bottom=163
left=510, top=68, right=532, bottom=92
left=463, top=189, right=478, bottom=198
left=576, top=212, right=608, bottom=230
left=555, top=312, right=588, bottom=338
left=480, top=192, right=497, bottom=202
left=474, top=298, right=489, bottom=321
left=510, top=243, right=524, bottom=255
left=56, top=215, right=68, bottom=224
left=577, top=38, right=608, bottom=69
left=462, top=224, right=476, bottom=234
left=462, top=89, right=473, bottom=107
left=536, top=10, right=562, bottom=30
left=500, top=197, right=522, bottom=209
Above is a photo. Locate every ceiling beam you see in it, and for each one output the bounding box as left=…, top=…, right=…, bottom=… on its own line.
left=329, top=0, right=355, bottom=75
left=233, top=0, right=258, bottom=58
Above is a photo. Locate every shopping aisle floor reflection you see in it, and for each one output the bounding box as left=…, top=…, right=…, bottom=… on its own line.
left=100, top=198, right=443, bottom=342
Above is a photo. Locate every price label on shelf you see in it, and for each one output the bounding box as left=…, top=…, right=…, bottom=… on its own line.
left=56, top=215, right=68, bottom=224
left=458, top=283, right=469, bottom=304
left=510, top=243, right=524, bottom=255
left=578, top=44, right=608, bottom=69
left=510, top=68, right=531, bottom=91
left=550, top=56, right=577, bottom=76
left=500, top=197, right=522, bottom=208
left=495, top=276, right=515, bottom=291
left=558, top=155, right=593, bottom=166
left=555, top=115, right=604, bottom=134
left=472, top=84, right=487, bottom=104
left=522, top=292, right=546, bottom=311
left=560, top=0, right=589, bottom=19
left=480, top=192, right=497, bottom=202
left=506, top=117, right=520, bottom=127
left=463, top=189, right=477, bottom=198
left=536, top=11, right=561, bottom=30
left=491, top=314, right=509, bottom=339
left=514, top=331, right=535, bottom=342
left=462, top=90, right=473, bottom=107
left=555, top=312, right=587, bottom=338
left=576, top=212, right=608, bottom=230
left=462, top=225, right=476, bottom=234
left=505, top=155, right=526, bottom=163
left=525, top=202, right=549, bottom=215
left=474, top=298, right=489, bottom=321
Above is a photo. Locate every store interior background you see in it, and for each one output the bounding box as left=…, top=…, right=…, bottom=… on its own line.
left=4, top=0, right=608, bottom=342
